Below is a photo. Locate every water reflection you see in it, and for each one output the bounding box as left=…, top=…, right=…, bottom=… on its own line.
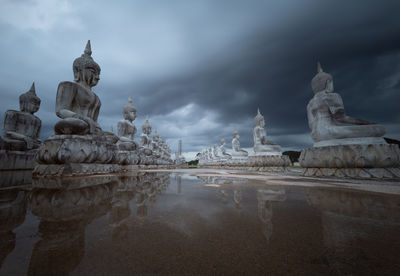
left=0, top=172, right=399, bottom=274
left=0, top=189, right=26, bottom=267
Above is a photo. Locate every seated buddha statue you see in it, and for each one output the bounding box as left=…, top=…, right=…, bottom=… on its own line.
left=54, top=40, right=103, bottom=135
left=231, top=130, right=248, bottom=157
left=213, top=144, right=220, bottom=160
left=219, top=138, right=232, bottom=159
left=1, top=83, right=41, bottom=150
left=117, top=96, right=138, bottom=150
left=307, top=63, right=385, bottom=146
left=253, top=108, right=281, bottom=155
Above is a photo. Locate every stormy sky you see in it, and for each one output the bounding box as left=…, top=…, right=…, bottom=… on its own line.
left=0, top=0, right=399, bottom=159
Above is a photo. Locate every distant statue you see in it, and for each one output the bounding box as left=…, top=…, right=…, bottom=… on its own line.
left=213, top=144, right=220, bottom=159
left=307, top=62, right=385, bottom=146
left=253, top=108, right=281, bottom=155
left=208, top=147, right=213, bottom=160
left=0, top=83, right=41, bottom=150
left=151, top=129, right=161, bottom=157
left=140, top=116, right=152, bottom=149
left=54, top=40, right=103, bottom=135
left=219, top=138, right=231, bottom=159
left=117, top=96, right=137, bottom=150
left=231, top=130, right=248, bottom=157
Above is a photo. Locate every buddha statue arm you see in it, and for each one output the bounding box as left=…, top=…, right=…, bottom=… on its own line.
left=326, top=93, right=371, bottom=125
left=4, top=131, right=36, bottom=149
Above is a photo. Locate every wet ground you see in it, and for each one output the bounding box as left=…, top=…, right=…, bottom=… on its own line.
left=0, top=169, right=400, bottom=275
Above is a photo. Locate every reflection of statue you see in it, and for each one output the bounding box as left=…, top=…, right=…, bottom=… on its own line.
left=117, top=96, right=138, bottom=150
left=54, top=40, right=103, bottom=135
left=233, top=190, right=242, bottom=209
left=231, top=130, right=248, bottom=157
left=1, top=83, right=41, bottom=150
left=253, top=109, right=281, bottom=155
left=307, top=62, right=385, bottom=146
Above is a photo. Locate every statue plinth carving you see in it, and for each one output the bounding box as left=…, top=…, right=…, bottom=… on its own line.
left=300, top=63, right=400, bottom=178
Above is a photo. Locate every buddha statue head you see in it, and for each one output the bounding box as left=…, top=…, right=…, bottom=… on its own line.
left=311, top=62, right=334, bottom=94
left=233, top=129, right=240, bottom=139
left=221, top=138, right=226, bottom=145
left=254, top=108, right=265, bottom=127
left=19, top=82, right=41, bottom=114
left=122, top=96, right=136, bottom=122
left=73, top=40, right=101, bottom=90
left=142, top=116, right=152, bottom=135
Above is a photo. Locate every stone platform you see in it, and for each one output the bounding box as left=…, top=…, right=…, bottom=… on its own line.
left=300, top=143, right=400, bottom=178
left=0, top=150, right=37, bottom=170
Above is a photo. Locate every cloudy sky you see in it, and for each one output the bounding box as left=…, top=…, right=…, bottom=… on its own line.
left=1, top=0, right=399, bottom=159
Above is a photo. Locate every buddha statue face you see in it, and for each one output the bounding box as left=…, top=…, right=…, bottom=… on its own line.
left=123, top=97, right=136, bottom=122
left=233, top=131, right=240, bottom=139
left=19, top=83, right=41, bottom=114
left=221, top=138, right=226, bottom=146
left=73, top=40, right=101, bottom=89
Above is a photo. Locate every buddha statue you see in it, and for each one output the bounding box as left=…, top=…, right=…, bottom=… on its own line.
left=139, top=116, right=152, bottom=149
left=151, top=129, right=161, bottom=158
left=208, top=147, right=213, bottom=160
left=117, top=96, right=138, bottom=150
left=253, top=108, right=281, bottom=155
left=1, top=83, right=41, bottom=150
left=219, top=138, right=232, bottom=159
left=54, top=40, right=102, bottom=135
left=307, top=62, right=386, bottom=146
left=231, top=130, right=248, bottom=157
left=213, top=144, right=220, bottom=159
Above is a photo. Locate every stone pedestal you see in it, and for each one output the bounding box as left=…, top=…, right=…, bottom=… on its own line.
left=34, top=134, right=120, bottom=176
left=247, top=155, right=291, bottom=172
left=0, top=150, right=37, bottom=170
left=299, top=143, right=400, bottom=178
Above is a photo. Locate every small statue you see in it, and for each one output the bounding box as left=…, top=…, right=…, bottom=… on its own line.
left=54, top=40, right=103, bottom=135
left=208, top=147, right=213, bottom=160
left=231, top=130, right=248, bottom=157
left=307, top=62, right=385, bottom=145
left=213, top=144, right=220, bottom=159
left=1, top=83, right=41, bottom=150
left=140, top=116, right=152, bottom=149
left=151, top=129, right=161, bottom=157
left=117, top=96, right=137, bottom=150
left=253, top=108, right=281, bottom=155
left=220, top=138, right=232, bottom=159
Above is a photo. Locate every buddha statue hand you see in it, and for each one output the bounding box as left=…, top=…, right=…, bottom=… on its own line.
left=72, top=113, right=100, bottom=134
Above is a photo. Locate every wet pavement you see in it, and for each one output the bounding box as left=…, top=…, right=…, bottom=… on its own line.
left=0, top=170, right=400, bottom=275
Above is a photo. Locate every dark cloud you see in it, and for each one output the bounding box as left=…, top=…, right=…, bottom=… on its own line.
left=0, top=0, right=399, bottom=159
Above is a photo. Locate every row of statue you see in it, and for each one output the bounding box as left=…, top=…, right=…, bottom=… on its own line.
left=0, top=40, right=399, bottom=178
left=0, top=41, right=176, bottom=175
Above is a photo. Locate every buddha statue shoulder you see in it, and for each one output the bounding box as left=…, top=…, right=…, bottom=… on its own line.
left=1, top=83, right=41, bottom=150
left=54, top=40, right=102, bottom=135
left=307, top=62, right=385, bottom=146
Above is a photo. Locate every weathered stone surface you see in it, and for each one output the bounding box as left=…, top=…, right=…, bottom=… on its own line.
left=307, top=63, right=386, bottom=146
left=33, top=163, right=122, bottom=177
left=0, top=170, right=32, bottom=188
left=302, top=167, right=400, bottom=179
left=0, top=150, right=37, bottom=170
left=248, top=155, right=291, bottom=167
left=299, top=143, right=400, bottom=168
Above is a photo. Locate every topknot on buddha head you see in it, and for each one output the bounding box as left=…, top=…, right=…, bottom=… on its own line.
left=73, top=40, right=101, bottom=88
left=254, top=108, right=265, bottom=127
left=311, top=62, right=333, bottom=94
left=19, top=82, right=40, bottom=114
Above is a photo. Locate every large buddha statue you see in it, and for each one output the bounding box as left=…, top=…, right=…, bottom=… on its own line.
left=253, top=109, right=281, bottom=155
left=231, top=130, right=248, bottom=157
left=1, top=83, right=41, bottom=151
left=117, top=96, right=137, bottom=150
left=307, top=62, right=385, bottom=146
left=220, top=138, right=231, bottom=159
left=54, top=40, right=102, bottom=135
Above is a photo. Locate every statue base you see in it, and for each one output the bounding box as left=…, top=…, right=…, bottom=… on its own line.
left=248, top=155, right=291, bottom=167
left=36, top=134, right=118, bottom=164
left=300, top=143, right=400, bottom=178
left=33, top=163, right=122, bottom=177
left=0, top=149, right=37, bottom=170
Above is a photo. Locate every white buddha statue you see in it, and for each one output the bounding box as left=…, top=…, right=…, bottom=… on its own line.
left=231, top=130, right=248, bottom=157
left=220, top=138, right=232, bottom=159
left=307, top=62, right=386, bottom=147
left=253, top=108, right=281, bottom=155
left=117, top=96, right=138, bottom=150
